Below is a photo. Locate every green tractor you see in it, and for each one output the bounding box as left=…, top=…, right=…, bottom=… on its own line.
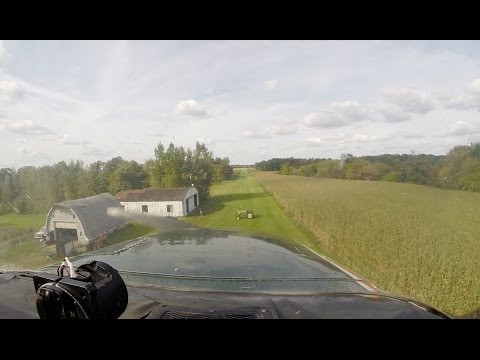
left=236, top=209, right=254, bottom=220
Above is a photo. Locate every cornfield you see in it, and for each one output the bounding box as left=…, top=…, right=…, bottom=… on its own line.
left=254, top=171, right=480, bottom=317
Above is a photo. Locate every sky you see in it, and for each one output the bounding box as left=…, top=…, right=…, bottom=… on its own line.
left=1, top=40, right=480, bottom=167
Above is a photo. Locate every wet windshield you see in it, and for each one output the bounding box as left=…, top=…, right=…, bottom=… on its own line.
left=40, top=229, right=369, bottom=293
left=1, top=40, right=479, bottom=318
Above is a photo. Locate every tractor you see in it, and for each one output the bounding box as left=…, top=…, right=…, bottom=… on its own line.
left=236, top=209, right=254, bottom=220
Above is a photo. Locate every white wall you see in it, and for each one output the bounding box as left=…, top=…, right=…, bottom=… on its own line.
left=45, top=206, right=87, bottom=245
left=121, top=201, right=185, bottom=217
left=119, top=188, right=199, bottom=217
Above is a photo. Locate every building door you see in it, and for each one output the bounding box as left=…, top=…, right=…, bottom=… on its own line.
left=194, top=194, right=198, bottom=207
left=54, top=221, right=78, bottom=242
left=186, top=199, right=190, bottom=213
left=53, top=221, right=78, bottom=257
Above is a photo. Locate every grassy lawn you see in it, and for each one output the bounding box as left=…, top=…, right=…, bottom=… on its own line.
left=0, top=213, right=58, bottom=271
left=106, top=222, right=157, bottom=246
left=0, top=213, right=46, bottom=230
left=183, top=169, right=316, bottom=246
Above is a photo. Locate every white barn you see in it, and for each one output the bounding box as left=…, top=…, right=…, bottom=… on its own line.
left=115, top=187, right=199, bottom=217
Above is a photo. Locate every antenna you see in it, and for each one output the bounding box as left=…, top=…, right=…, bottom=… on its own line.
left=339, top=153, right=347, bottom=170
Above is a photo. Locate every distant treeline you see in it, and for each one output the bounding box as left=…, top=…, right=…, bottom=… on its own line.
left=231, top=165, right=253, bottom=168
left=255, top=157, right=330, bottom=171
left=0, top=142, right=233, bottom=215
left=255, top=142, right=480, bottom=192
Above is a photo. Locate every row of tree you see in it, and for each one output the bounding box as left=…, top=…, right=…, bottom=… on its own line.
left=144, top=142, right=232, bottom=199
left=0, top=141, right=233, bottom=215
left=255, top=142, right=480, bottom=192
left=255, top=157, right=328, bottom=171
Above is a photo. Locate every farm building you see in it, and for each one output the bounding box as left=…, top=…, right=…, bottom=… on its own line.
left=115, top=187, right=199, bottom=217
left=45, top=193, right=127, bottom=255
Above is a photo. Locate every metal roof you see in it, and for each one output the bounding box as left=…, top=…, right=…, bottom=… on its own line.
left=115, top=188, right=196, bottom=202
left=54, top=193, right=126, bottom=240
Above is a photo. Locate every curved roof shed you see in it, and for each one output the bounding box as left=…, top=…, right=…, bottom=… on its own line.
left=45, top=193, right=126, bottom=245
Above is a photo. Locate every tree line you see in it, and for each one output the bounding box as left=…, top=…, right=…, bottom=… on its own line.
left=255, top=142, right=480, bottom=192
left=0, top=141, right=233, bottom=215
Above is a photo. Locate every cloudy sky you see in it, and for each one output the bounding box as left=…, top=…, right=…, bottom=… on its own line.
left=1, top=40, right=480, bottom=167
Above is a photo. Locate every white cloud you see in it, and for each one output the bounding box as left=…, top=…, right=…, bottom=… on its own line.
left=348, top=134, right=379, bottom=143
left=442, top=94, right=475, bottom=110
left=59, top=134, right=91, bottom=145
left=196, top=137, right=213, bottom=145
left=441, top=121, right=478, bottom=136
left=264, top=79, right=278, bottom=90
left=383, top=88, right=435, bottom=114
left=377, top=104, right=412, bottom=122
left=80, top=145, right=109, bottom=157
left=126, top=140, right=143, bottom=145
left=0, top=40, right=5, bottom=62
left=17, top=146, right=50, bottom=164
left=265, top=124, right=297, bottom=135
left=5, top=120, right=54, bottom=135
left=243, top=124, right=297, bottom=139
left=468, top=78, right=480, bottom=94
left=18, top=146, right=38, bottom=158
left=321, top=132, right=391, bottom=145
left=175, top=99, right=209, bottom=117
left=0, top=80, right=25, bottom=102
left=305, top=137, right=325, bottom=148
left=331, top=101, right=370, bottom=120
left=304, top=112, right=348, bottom=128
left=242, top=130, right=271, bottom=139
left=397, top=131, right=424, bottom=139
left=304, top=101, right=372, bottom=128
left=440, top=78, right=480, bottom=111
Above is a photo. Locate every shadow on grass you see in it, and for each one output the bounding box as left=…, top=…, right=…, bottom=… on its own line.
left=188, top=198, right=225, bottom=217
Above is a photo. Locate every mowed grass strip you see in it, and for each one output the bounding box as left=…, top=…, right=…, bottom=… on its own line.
left=254, top=170, right=480, bottom=317
left=183, top=169, right=315, bottom=246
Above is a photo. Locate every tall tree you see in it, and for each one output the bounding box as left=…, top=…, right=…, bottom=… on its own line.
left=110, top=161, right=147, bottom=194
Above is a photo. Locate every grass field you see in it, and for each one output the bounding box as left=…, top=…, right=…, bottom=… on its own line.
left=0, top=214, right=46, bottom=230
left=0, top=213, right=57, bottom=270
left=183, top=169, right=316, bottom=246
left=254, top=170, right=480, bottom=317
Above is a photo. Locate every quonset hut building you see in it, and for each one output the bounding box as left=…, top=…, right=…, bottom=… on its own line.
left=45, top=193, right=126, bottom=256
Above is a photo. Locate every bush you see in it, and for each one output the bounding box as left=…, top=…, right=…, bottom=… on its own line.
left=382, top=172, right=401, bottom=182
